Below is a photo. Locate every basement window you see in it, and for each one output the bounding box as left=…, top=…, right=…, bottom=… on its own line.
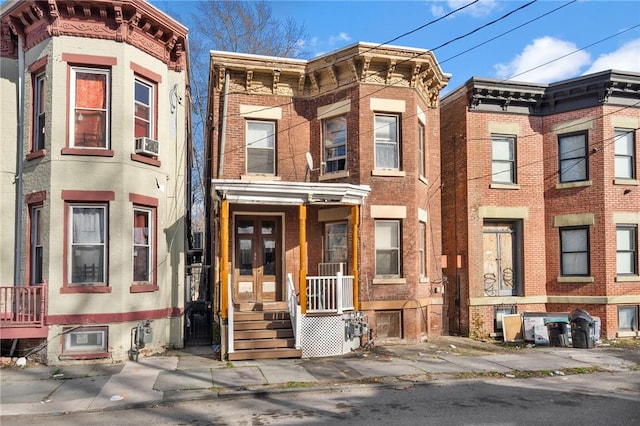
left=62, top=326, right=109, bottom=359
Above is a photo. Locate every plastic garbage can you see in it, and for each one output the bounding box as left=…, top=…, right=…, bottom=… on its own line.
left=546, top=322, right=569, bottom=347
left=571, top=320, right=595, bottom=349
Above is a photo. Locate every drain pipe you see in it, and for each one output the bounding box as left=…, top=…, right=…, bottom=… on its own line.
left=217, top=71, right=229, bottom=177
left=13, top=35, right=25, bottom=286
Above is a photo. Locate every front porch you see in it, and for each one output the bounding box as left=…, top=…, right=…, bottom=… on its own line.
left=0, top=283, right=48, bottom=340
left=213, top=179, right=371, bottom=361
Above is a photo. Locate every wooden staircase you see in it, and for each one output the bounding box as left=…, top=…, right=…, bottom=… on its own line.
left=228, top=302, right=302, bottom=361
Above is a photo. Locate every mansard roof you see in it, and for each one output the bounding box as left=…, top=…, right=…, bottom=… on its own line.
left=209, top=42, right=451, bottom=108
left=1, top=0, right=187, bottom=70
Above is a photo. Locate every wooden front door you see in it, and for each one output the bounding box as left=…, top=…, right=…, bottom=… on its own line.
left=234, top=216, right=281, bottom=303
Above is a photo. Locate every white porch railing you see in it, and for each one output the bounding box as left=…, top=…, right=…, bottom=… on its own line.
left=287, top=273, right=301, bottom=349
left=227, top=274, right=234, bottom=354
left=306, top=272, right=354, bottom=314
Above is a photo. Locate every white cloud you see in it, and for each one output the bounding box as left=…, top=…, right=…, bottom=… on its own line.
left=582, top=39, right=640, bottom=75
left=494, top=36, right=591, bottom=83
left=328, top=32, right=351, bottom=46
left=432, top=0, right=499, bottom=18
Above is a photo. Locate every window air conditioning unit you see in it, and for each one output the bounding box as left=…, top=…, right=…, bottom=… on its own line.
left=135, top=137, right=159, bottom=157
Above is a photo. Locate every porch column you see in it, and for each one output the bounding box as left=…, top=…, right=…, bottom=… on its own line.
left=299, top=204, right=307, bottom=314
left=351, top=205, right=359, bottom=311
left=220, top=199, right=229, bottom=319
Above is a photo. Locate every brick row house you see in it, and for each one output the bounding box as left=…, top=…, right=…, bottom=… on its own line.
left=0, top=0, right=191, bottom=363
left=441, top=71, right=640, bottom=340
left=205, top=44, right=450, bottom=359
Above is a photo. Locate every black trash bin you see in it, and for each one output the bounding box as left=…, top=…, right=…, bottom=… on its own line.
left=546, top=322, right=569, bottom=347
left=569, top=309, right=595, bottom=349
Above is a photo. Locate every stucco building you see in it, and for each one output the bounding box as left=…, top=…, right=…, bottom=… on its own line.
left=440, top=70, right=640, bottom=340
left=0, top=0, right=190, bottom=363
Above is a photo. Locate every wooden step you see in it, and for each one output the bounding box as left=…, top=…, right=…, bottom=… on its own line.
left=228, top=348, right=302, bottom=361
left=234, top=311, right=291, bottom=321
left=234, top=329, right=294, bottom=340
left=234, top=319, right=292, bottom=331
left=235, top=302, right=288, bottom=311
left=234, top=338, right=295, bottom=350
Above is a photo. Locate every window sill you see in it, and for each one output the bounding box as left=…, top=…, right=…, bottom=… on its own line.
left=615, top=275, right=640, bottom=283
left=61, top=286, right=112, bottom=294
left=617, top=331, right=639, bottom=338
left=371, top=170, right=405, bottom=177
left=26, top=149, right=46, bottom=161
left=419, top=277, right=429, bottom=284
left=557, top=276, right=594, bottom=283
left=131, top=153, right=161, bottom=167
left=61, top=148, right=114, bottom=157
left=373, top=277, right=406, bottom=285
left=419, top=176, right=428, bottom=185
left=59, top=351, right=110, bottom=360
left=319, top=170, right=349, bottom=181
left=130, top=283, right=159, bottom=293
left=614, top=178, right=639, bottom=186
left=555, top=180, right=592, bottom=190
left=490, top=183, right=521, bottom=190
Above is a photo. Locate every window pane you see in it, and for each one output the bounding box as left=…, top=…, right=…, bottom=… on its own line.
left=492, top=138, right=513, bottom=160
left=559, top=134, right=585, bottom=159
left=326, top=223, right=347, bottom=263
left=617, top=228, right=632, bottom=250
left=615, top=157, right=633, bottom=179
left=247, top=148, right=274, bottom=174
left=561, top=229, right=587, bottom=251
left=618, top=306, right=637, bottom=331
left=133, top=209, right=151, bottom=282
left=617, top=252, right=634, bottom=274
left=76, top=72, right=107, bottom=109
left=560, top=158, right=587, bottom=182
left=376, top=250, right=399, bottom=275
left=562, top=252, right=588, bottom=275
left=376, top=143, right=399, bottom=169
left=615, top=130, right=633, bottom=156
left=492, top=162, right=513, bottom=183
left=375, top=115, right=397, bottom=141
left=247, top=121, right=275, bottom=148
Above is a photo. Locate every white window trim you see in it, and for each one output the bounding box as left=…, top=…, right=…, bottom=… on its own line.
left=69, top=204, right=107, bottom=285
left=374, top=113, right=400, bottom=171
left=64, top=327, right=107, bottom=352
left=375, top=219, right=401, bottom=278
left=134, top=77, right=155, bottom=139
left=33, top=73, right=46, bottom=151
left=133, top=207, right=153, bottom=283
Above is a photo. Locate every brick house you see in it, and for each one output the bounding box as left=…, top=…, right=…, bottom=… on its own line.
left=205, top=43, right=450, bottom=359
left=0, top=0, right=190, bottom=363
left=440, top=70, right=640, bottom=340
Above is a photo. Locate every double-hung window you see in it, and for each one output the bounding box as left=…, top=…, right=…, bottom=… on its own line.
left=618, top=306, right=638, bottom=332
left=70, top=205, right=107, bottom=284
left=492, top=135, right=516, bottom=184
left=418, top=222, right=426, bottom=277
left=134, top=78, right=154, bottom=139
left=70, top=67, right=110, bottom=149
left=375, top=220, right=400, bottom=277
left=374, top=114, right=399, bottom=170
left=133, top=208, right=153, bottom=282
left=323, top=116, right=347, bottom=173
left=614, top=129, right=636, bottom=179
left=30, top=205, right=43, bottom=285
left=418, top=123, right=425, bottom=178
left=559, top=132, right=588, bottom=183
left=617, top=225, right=638, bottom=276
left=33, top=73, right=46, bottom=152
left=560, top=226, right=589, bottom=276
left=246, top=120, right=275, bottom=175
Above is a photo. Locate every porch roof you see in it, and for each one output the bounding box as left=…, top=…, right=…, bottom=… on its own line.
left=212, top=179, right=370, bottom=205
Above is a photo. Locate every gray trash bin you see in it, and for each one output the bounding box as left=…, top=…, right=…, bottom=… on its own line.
left=569, top=309, right=595, bottom=349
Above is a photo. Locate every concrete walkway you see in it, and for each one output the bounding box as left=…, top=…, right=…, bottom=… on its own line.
left=1, top=337, right=639, bottom=418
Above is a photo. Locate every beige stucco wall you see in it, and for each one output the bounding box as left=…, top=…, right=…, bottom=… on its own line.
left=0, top=54, right=18, bottom=286
left=11, top=35, right=187, bottom=362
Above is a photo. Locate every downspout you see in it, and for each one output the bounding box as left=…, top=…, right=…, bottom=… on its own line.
left=217, top=71, right=229, bottom=177
left=13, top=35, right=25, bottom=286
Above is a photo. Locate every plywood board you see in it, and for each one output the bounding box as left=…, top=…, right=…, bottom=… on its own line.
left=502, top=314, right=524, bottom=342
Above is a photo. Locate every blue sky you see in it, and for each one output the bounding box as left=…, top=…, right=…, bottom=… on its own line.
left=155, top=0, right=640, bottom=94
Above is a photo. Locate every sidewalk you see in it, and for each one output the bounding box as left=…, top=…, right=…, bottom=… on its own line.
left=1, top=336, right=639, bottom=418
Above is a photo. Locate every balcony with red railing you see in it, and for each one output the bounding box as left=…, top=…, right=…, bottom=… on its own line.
left=0, top=282, right=48, bottom=339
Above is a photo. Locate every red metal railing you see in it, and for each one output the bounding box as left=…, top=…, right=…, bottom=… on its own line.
left=0, top=283, right=47, bottom=327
